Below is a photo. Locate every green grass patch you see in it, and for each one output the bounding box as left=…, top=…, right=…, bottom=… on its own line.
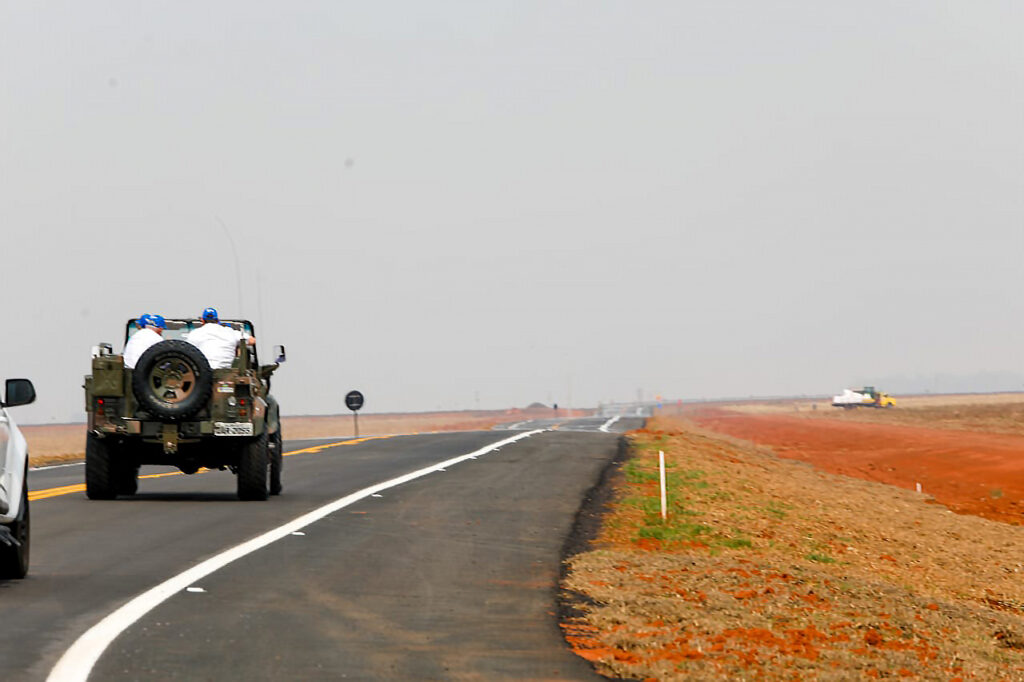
left=636, top=522, right=712, bottom=542
left=624, top=460, right=709, bottom=491
left=764, top=502, right=791, bottom=519
left=718, top=537, right=754, bottom=549
left=806, top=552, right=837, bottom=564
left=632, top=437, right=670, bottom=451
left=623, top=460, right=659, bottom=484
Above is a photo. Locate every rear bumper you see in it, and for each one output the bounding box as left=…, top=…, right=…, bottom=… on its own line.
left=92, top=418, right=263, bottom=441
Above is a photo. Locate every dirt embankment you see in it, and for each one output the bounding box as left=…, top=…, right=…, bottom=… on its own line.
left=689, top=407, right=1024, bottom=526
left=560, top=413, right=1024, bottom=680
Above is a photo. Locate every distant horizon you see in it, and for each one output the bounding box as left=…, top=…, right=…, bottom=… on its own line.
left=20, top=387, right=1024, bottom=428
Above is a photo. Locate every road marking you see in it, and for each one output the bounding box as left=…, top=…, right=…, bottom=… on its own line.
left=598, top=415, right=621, bottom=432
left=30, top=462, right=85, bottom=471
left=46, top=429, right=545, bottom=682
left=30, top=483, right=88, bottom=501
left=30, top=470, right=199, bottom=501
left=283, top=435, right=392, bottom=456
left=28, top=436, right=395, bottom=502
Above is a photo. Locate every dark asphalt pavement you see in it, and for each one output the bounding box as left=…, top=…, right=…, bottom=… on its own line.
left=3, top=421, right=632, bottom=680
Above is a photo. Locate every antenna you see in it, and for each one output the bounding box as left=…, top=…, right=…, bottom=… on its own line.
left=215, top=216, right=243, bottom=315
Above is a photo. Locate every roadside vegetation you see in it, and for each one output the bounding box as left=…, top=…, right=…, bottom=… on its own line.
left=561, top=416, right=1024, bottom=680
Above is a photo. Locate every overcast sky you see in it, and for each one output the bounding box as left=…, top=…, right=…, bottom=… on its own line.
left=2, top=2, right=1022, bottom=423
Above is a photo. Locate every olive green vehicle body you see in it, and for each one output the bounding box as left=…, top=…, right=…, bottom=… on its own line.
left=84, top=318, right=281, bottom=475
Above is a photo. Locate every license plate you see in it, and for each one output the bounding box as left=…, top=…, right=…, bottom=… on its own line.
left=214, top=422, right=254, bottom=437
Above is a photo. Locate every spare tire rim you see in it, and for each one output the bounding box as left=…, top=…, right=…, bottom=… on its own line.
left=148, top=357, right=197, bottom=404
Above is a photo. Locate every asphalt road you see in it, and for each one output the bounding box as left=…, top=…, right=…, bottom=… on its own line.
left=2, top=416, right=641, bottom=681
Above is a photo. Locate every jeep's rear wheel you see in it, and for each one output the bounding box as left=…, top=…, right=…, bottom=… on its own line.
left=132, top=340, right=213, bottom=421
left=116, top=462, right=139, bottom=496
left=269, top=429, right=283, bottom=496
left=0, top=478, right=30, bottom=579
left=86, top=432, right=118, bottom=500
left=237, top=432, right=269, bottom=501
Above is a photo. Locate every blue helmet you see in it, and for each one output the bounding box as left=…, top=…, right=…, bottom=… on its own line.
left=201, top=307, right=218, bottom=323
left=138, top=314, right=166, bottom=330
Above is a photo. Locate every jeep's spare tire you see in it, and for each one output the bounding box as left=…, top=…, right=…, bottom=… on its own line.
left=132, top=340, right=213, bottom=421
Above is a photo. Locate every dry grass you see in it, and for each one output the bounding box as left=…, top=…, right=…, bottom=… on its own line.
left=23, top=408, right=561, bottom=466
left=561, top=416, right=1024, bottom=680
left=19, top=424, right=90, bottom=466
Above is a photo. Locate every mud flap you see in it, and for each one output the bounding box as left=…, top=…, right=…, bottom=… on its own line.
left=266, top=395, right=280, bottom=435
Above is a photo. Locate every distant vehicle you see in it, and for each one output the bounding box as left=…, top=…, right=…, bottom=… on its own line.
left=83, top=318, right=285, bottom=500
left=832, top=386, right=896, bottom=409
left=1, top=378, right=36, bottom=579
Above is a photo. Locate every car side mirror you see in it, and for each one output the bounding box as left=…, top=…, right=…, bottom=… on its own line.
left=4, top=379, right=36, bottom=408
left=273, top=345, right=286, bottom=363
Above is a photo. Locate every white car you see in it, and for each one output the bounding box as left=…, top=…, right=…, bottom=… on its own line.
left=0, top=378, right=36, bottom=579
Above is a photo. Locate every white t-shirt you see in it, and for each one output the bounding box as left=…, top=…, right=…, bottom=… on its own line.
left=123, top=328, right=164, bottom=369
left=185, top=323, right=244, bottom=369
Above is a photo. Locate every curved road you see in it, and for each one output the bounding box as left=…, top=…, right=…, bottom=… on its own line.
left=1, top=416, right=640, bottom=680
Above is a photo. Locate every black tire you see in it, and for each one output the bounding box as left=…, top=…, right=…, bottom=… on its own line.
left=237, top=432, right=269, bottom=501
left=0, top=476, right=30, bottom=579
left=132, top=340, right=213, bottom=422
left=269, top=429, right=283, bottom=496
left=86, top=432, right=118, bottom=500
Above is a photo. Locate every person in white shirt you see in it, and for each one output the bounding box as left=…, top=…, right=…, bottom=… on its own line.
left=123, top=314, right=166, bottom=369
left=185, top=307, right=255, bottom=370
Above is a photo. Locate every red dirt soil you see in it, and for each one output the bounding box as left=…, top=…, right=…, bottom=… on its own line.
left=690, top=408, right=1024, bottom=526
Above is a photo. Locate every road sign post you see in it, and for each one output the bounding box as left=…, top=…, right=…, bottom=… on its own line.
left=345, top=390, right=364, bottom=437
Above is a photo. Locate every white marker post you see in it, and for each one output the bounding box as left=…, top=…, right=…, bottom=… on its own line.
left=659, top=449, right=667, bottom=520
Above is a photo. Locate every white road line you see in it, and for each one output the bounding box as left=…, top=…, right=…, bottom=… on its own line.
left=30, top=462, right=85, bottom=471
left=598, top=415, right=621, bottom=433
left=46, top=428, right=546, bottom=682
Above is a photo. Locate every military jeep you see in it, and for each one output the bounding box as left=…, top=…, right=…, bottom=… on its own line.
left=83, top=318, right=285, bottom=501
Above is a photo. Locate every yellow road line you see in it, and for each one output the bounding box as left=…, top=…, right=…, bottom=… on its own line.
left=28, top=434, right=398, bottom=502
left=30, top=484, right=87, bottom=501
left=283, top=434, right=393, bottom=456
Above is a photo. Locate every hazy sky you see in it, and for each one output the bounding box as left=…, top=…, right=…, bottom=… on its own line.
left=2, top=2, right=1022, bottom=423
